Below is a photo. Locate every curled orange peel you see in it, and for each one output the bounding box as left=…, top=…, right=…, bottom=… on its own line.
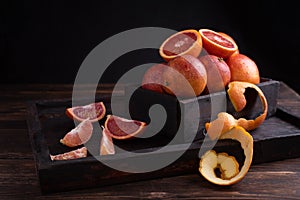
left=206, top=81, right=268, bottom=140
left=199, top=126, right=253, bottom=185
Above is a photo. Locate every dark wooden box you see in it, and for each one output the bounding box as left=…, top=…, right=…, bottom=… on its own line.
left=27, top=78, right=300, bottom=194
left=126, top=78, right=280, bottom=142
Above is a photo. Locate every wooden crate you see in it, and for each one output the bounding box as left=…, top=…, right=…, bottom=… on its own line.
left=27, top=78, right=300, bottom=194
left=127, top=78, right=280, bottom=142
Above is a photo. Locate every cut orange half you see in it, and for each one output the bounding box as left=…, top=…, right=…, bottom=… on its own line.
left=199, top=29, right=238, bottom=59
left=218, top=32, right=239, bottom=55
left=66, top=102, right=106, bottom=122
left=159, top=29, right=203, bottom=62
left=104, top=115, right=146, bottom=140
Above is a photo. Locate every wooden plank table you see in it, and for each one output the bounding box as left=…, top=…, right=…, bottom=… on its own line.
left=0, top=82, right=299, bottom=199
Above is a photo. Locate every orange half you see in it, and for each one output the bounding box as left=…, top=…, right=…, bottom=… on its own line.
left=159, top=29, right=203, bottom=62
left=199, top=29, right=238, bottom=58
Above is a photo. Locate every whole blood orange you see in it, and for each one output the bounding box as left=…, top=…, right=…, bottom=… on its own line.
left=226, top=53, right=260, bottom=84
left=162, top=54, right=207, bottom=98
left=104, top=115, right=146, bottom=140
left=66, top=102, right=106, bottom=122
left=141, top=63, right=168, bottom=94
left=159, top=29, right=203, bottom=62
left=199, top=29, right=238, bottom=59
left=199, top=55, right=231, bottom=93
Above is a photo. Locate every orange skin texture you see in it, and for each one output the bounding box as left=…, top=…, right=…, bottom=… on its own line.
left=163, top=55, right=207, bottom=98
left=226, top=53, right=260, bottom=84
left=199, top=55, right=231, bottom=93
left=141, top=63, right=168, bottom=94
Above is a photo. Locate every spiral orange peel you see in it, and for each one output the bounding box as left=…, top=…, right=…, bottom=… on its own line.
left=205, top=81, right=268, bottom=140
left=199, top=126, right=253, bottom=185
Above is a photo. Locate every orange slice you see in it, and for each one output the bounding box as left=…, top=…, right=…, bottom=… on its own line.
left=60, top=118, right=93, bottom=147
left=104, top=115, right=146, bottom=140
left=50, top=146, right=87, bottom=161
left=199, top=29, right=238, bottom=58
left=100, top=126, right=115, bottom=155
left=199, top=126, right=253, bottom=185
left=159, top=29, right=203, bottom=62
left=66, top=102, right=106, bottom=122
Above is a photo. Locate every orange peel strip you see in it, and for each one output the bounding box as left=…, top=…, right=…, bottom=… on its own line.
left=206, top=81, right=268, bottom=140
left=199, top=126, right=253, bottom=185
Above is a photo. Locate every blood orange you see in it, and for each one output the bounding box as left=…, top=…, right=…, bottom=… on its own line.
left=218, top=32, right=239, bottom=55
left=226, top=53, right=260, bottom=84
left=66, top=102, right=106, bottom=122
left=50, top=147, right=87, bottom=161
left=162, top=54, right=207, bottom=97
left=199, top=54, right=231, bottom=93
left=141, top=63, right=168, bottom=94
left=60, top=118, right=93, bottom=147
left=100, top=126, right=115, bottom=155
left=199, top=29, right=238, bottom=59
left=104, top=115, right=146, bottom=140
left=159, top=29, right=203, bottom=62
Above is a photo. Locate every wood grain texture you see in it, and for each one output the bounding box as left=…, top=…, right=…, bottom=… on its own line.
left=0, top=82, right=299, bottom=199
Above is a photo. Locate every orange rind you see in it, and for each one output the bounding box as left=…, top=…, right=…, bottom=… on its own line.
left=199, top=126, right=253, bottom=185
left=227, top=81, right=268, bottom=130
left=206, top=81, right=268, bottom=140
left=199, top=150, right=239, bottom=181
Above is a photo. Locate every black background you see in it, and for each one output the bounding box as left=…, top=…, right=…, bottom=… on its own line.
left=1, top=0, right=299, bottom=93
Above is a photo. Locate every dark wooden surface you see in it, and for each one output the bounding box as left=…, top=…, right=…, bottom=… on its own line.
left=1, top=82, right=300, bottom=199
